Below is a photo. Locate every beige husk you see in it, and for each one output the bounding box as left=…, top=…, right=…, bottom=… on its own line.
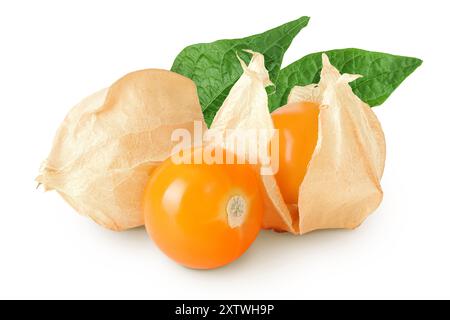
left=264, top=54, right=386, bottom=234
left=209, top=52, right=385, bottom=234
left=209, top=50, right=273, bottom=134
left=36, top=69, right=206, bottom=231
left=208, top=50, right=275, bottom=162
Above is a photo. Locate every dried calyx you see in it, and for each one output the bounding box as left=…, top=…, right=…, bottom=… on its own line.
left=37, top=69, right=206, bottom=231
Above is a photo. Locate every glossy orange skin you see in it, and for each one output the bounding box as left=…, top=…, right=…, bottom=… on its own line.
left=271, top=101, right=320, bottom=205
left=143, top=149, right=263, bottom=270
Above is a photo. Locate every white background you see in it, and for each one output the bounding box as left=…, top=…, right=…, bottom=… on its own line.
left=1, top=0, right=449, bottom=300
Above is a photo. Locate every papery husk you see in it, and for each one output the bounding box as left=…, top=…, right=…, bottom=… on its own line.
left=263, top=54, right=386, bottom=234
left=37, top=70, right=206, bottom=231
left=208, top=51, right=296, bottom=233
left=209, top=50, right=273, bottom=135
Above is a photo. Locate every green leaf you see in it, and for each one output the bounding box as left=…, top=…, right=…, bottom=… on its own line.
left=269, top=48, right=422, bottom=111
left=171, top=17, right=310, bottom=126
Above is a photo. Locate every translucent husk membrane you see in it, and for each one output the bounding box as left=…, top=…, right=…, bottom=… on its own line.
left=37, top=70, right=206, bottom=231
left=207, top=50, right=274, bottom=156
left=288, top=55, right=386, bottom=234
left=211, top=52, right=386, bottom=235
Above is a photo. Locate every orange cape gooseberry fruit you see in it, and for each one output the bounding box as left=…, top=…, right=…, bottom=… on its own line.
left=271, top=101, right=320, bottom=205
left=142, top=148, right=263, bottom=270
